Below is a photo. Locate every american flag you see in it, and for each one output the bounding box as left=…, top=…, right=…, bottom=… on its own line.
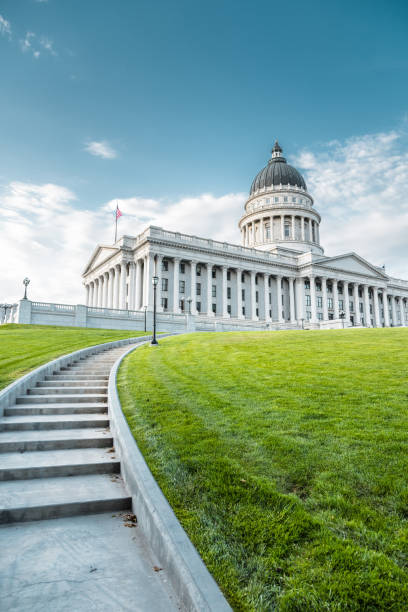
left=115, top=204, right=122, bottom=219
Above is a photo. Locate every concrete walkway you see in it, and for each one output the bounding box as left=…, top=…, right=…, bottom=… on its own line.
left=0, top=345, right=181, bottom=611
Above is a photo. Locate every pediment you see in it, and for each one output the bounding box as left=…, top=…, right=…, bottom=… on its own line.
left=83, top=245, right=119, bottom=275
left=316, top=252, right=388, bottom=279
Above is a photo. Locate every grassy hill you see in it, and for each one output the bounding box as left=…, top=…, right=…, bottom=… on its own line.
left=118, top=329, right=408, bottom=611
left=0, top=324, right=149, bottom=391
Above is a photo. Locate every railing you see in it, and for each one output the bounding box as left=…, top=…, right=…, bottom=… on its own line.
left=32, top=302, right=75, bottom=312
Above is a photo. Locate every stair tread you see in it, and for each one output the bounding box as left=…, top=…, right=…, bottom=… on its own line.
left=0, top=428, right=111, bottom=443
left=0, top=474, right=129, bottom=510
left=2, top=413, right=109, bottom=423
left=0, top=448, right=118, bottom=470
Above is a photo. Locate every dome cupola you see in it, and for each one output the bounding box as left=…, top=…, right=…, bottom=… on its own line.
left=250, top=141, right=307, bottom=195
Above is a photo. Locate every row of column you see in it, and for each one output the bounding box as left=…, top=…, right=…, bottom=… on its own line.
left=242, top=215, right=319, bottom=245
left=307, top=277, right=407, bottom=327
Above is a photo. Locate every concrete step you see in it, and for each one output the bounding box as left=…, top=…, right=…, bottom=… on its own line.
left=0, top=414, right=109, bottom=431
left=29, top=386, right=107, bottom=395
left=48, top=374, right=109, bottom=380
left=16, top=394, right=107, bottom=404
left=0, top=448, right=120, bottom=481
left=0, top=428, right=112, bottom=452
left=0, top=473, right=131, bottom=523
left=38, top=380, right=108, bottom=387
left=4, top=405, right=107, bottom=416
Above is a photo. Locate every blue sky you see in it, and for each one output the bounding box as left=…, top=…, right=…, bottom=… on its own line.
left=1, top=0, right=408, bottom=302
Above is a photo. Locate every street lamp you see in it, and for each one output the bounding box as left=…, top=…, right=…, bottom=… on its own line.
left=143, top=305, right=147, bottom=333
left=340, top=310, right=345, bottom=329
left=187, top=297, right=192, bottom=315
left=300, top=317, right=304, bottom=330
left=23, top=278, right=30, bottom=300
left=151, top=276, right=158, bottom=345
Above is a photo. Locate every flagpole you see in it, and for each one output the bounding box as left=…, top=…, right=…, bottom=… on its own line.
left=115, top=207, right=118, bottom=243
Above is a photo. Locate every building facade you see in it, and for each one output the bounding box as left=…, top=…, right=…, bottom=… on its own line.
left=82, top=142, right=408, bottom=330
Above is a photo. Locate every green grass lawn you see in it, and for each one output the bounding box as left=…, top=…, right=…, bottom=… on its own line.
left=0, top=324, right=150, bottom=391
left=118, top=329, right=408, bottom=611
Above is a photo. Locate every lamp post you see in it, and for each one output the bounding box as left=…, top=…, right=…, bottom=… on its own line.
left=300, top=317, right=304, bottom=330
left=143, top=305, right=147, bottom=333
left=151, top=276, right=158, bottom=345
left=340, top=310, right=345, bottom=329
left=23, top=278, right=30, bottom=300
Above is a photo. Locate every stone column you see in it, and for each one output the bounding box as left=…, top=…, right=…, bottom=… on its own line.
left=391, top=295, right=397, bottom=327
left=114, top=265, right=121, bottom=309
left=206, top=264, right=213, bottom=316
left=264, top=274, right=271, bottom=321
left=259, top=218, right=264, bottom=243
left=85, top=284, right=90, bottom=306
left=236, top=268, right=243, bottom=319
left=173, top=257, right=180, bottom=313
left=222, top=266, right=228, bottom=317
left=373, top=287, right=380, bottom=327
left=291, top=216, right=295, bottom=240
left=135, top=260, right=142, bottom=309
left=276, top=275, right=283, bottom=323
left=310, top=276, right=317, bottom=323
left=190, top=260, right=197, bottom=315
left=143, top=253, right=155, bottom=310
left=269, top=216, right=273, bottom=241
left=98, top=276, right=104, bottom=307
left=89, top=282, right=94, bottom=307
left=301, top=217, right=305, bottom=241
left=333, top=280, right=339, bottom=319
left=280, top=216, right=285, bottom=240
left=289, top=277, right=296, bottom=323
left=353, top=284, right=360, bottom=325
left=250, top=271, right=257, bottom=320
left=363, top=285, right=371, bottom=327
left=94, top=279, right=99, bottom=307
left=295, top=277, right=304, bottom=322
left=120, top=262, right=127, bottom=309
left=321, top=277, right=328, bottom=321
left=128, top=262, right=136, bottom=310
left=383, top=289, right=390, bottom=327
left=399, top=298, right=405, bottom=327
left=343, top=281, right=350, bottom=323
left=108, top=268, right=114, bottom=309
left=155, top=255, right=163, bottom=313
left=104, top=272, right=110, bottom=308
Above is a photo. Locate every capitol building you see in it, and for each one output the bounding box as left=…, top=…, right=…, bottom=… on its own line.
left=80, top=141, right=408, bottom=331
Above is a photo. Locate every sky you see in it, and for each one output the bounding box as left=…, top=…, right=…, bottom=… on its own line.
left=0, top=0, right=407, bottom=303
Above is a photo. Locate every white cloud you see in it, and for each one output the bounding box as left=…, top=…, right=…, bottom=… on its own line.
left=0, top=14, right=11, bottom=38
left=1, top=129, right=408, bottom=305
left=84, top=141, right=118, bottom=160
left=294, top=130, right=408, bottom=278
left=20, top=31, right=56, bottom=58
left=40, top=37, right=56, bottom=55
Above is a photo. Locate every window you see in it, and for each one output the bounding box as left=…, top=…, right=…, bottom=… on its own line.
left=338, top=286, right=343, bottom=295
left=179, top=299, right=184, bottom=311
left=242, top=306, right=246, bottom=316
left=349, top=301, right=354, bottom=312
left=212, top=269, right=216, bottom=279
left=269, top=294, right=272, bottom=304
left=227, top=270, right=231, bottom=281
left=269, top=310, right=272, bottom=318
left=241, top=272, right=245, bottom=283
left=256, top=291, right=259, bottom=302
left=274, top=197, right=279, bottom=203
left=329, top=313, right=334, bottom=320
left=349, top=287, right=353, bottom=296
left=265, top=226, right=271, bottom=239
left=212, top=285, right=216, bottom=297
left=370, top=304, right=373, bottom=314
left=227, top=287, right=231, bottom=299
left=292, top=197, right=296, bottom=202
left=242, top=289, right=245, bottom=300
left=162, top=278, right=168, bottom=291
left=196, top=264, right=201, bottom=276
left=284, top=223, right=290, bottom=238
left=317, top=296, right=322, bottom=308
left=284, top=196, right=288, bottom=202
left=161, top=297, right=168, bottom=310
left=318, top=313, right=323, bottom=321
left=196, top=283, right=201, bottom=296
left=306, top=311, right=312, bottom=320
left=304, top=280, right=310, bottom=289
left=196, top=302, right=201, bottom=312
left=162, top=260, right=168, bottom=272
left=179, top=280, right=185, bottom=294
left=306, top=295, right=311, bottom=306
left=327, top=284, right=332, bottom=293
left=212, top=303, right=216, bottom=313
left=256, top=308, right=259, bottom=317
left=358, top=289, right=363, bottom=298
left=339, top=300, right=344, bottom=310
left=328, top=298, right=333, bottom=309
left=179, top=262, right=185, bottom=274
left=315, top=282, right=322, bottom=291
left=227, top=305, right=231, bottom=314
left=359, top=303, right=364, bottom=313
left=266, top=198, right=270, bottom=204
left=281, top=295, right=284, bottom=305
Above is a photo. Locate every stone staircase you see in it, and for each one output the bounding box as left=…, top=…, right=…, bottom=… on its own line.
left=0, top=346, right=134, bottom=523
